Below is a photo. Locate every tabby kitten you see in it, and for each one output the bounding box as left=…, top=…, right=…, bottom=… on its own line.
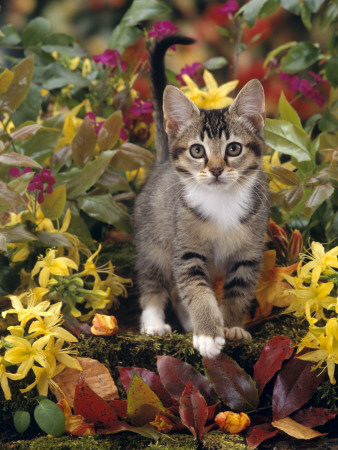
left=133, top=35, right=269, bottom=358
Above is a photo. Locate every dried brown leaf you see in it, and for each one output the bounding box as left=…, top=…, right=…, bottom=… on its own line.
left=271, top=417, right=327, bottom=440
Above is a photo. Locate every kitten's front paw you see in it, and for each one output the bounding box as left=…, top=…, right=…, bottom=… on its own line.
left=141, top=323, right=172, bottom=336
left=224, top=326, right=252, bottom=340
left=193, top=335, right=225, bottom=358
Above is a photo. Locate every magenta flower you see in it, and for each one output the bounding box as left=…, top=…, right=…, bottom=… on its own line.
left=93, top=49, right=127, bottom=71
left=9, top=166, right=33, bottom=178
left=129, top=99, right=153, bottom=117
left=148, top=20, right=179, bottom=41
left=176, top=62, right=203, bottom=86
left=218, top=0, right=239, bottom=19
left=84, top=112, right=104, bottom=136
left=279, top=71, right=326, bottom=107
left=26, top=168, right=56, bottom=204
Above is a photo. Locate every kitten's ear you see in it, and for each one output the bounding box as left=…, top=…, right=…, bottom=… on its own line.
left=229, top=79, right=265, bottom=130
left=163, top=85, right=199, bottom=133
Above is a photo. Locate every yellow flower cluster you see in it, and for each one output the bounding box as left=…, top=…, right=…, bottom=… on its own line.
left=284, top=242, right=338, bottom=384
left=0, top=293, right=81, bottom=400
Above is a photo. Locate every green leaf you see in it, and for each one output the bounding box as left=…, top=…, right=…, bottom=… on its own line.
left=40, top=184, right=66, bottom=220
left=67, top=204, right=95, bottom=249
left=41, top=33, right=85, bottom=57
left=0, top=24, right=21, bottom=45
left=321, top=0, right=338, bottom=29
left=243, top=0, right=270, bottom=27
left=10, top=124, right=43, bottom=141
left=279, top=92, right=302, bottom=129
left=77, top=194, right=130, bottom=233
left=304, top=0, right=325, bottom=13
left=263, top=41, right=297, bottom=68
left=127, top=373, right=165, bottom=427
left=72, top=116, right=97, bottom=167
left=8, top=172, right=34, bottom=195
left=42, top=63, right=90, bottom=90
left=303, top=185, right=335, bottom=220
left=300, top=2, right=312, bottom=30
left=326, top=56, right=338, bottom=88
left=66, top=150, right=115, bottom=200
left=108, top=24, right=143, bottom=54
left=111, top=143, right=155, bottom=171
left=35, top=230, right=71, bottom=247
left=270, top=166, right=301, bottom=186
left=22, top=17, right=51, bottom=46
left=0, top=151, right=42, bottom=168
left=12, top=83, right=42, bottom=127
left=34, top=399, right=65, bottom=437
left=280, top=0, right=300, bottom=14
left=0, top=225, right=38, bottom=243
left=0, top=181, right=25, bottom=212
left=97, top=111, right=123, bottom=151
left=281, top=42, right=320, bottom=73
left=18, top=127, right=61, bottom=164
left=96, top=170, right=131, bottom=194
left=264, top=119, right=312, bottom=162
left=260, top=0, right=280, bottom=17
left=0, top=55, right=35, bottom=114
left=203, top=57, right=227, bottom=71
left=0, top=69, right=14, bottom=94
left=13, top=411, right=31, bottom=434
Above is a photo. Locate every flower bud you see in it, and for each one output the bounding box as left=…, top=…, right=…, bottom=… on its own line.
left=90, top=314, right=118, bottom=336
left=215, top=411, right=251, bottom=434
left=267, top=218, right=288, bottom=257
left=288, top=229, right=303, bottom=263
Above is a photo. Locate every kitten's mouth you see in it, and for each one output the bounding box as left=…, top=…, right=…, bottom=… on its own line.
left=207, top=178, right=226, bottom=186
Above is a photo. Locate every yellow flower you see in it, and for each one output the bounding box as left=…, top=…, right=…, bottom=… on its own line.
left=31, top=248, right=78, bottom=288
left=263, top=151, right=296, bottom=193
left=44, top=337, right=82, bottom=372
left=181, top=70, right=238, bottom=109
left=150, top=413, right=175, bottom=433
left=215, top=411, right=251, bottom=434
left=300, top=242, right=338, bottom=285
left=297, top=317, right=338, bottom=384
left=2, top=293, right=52, bottom=328
left=4, top=334, right=51, bottom=377
left=0, top=357, right=25, bottom=400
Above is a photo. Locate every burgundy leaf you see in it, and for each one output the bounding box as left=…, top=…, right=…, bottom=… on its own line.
left=246, top=423, right=278, bottom=449
left=272, top=357, right=324, bottom=420
left=157, top=356, right=218, bottom=405
left=118, top=366, right=177, bottom=407
left=253, top=336, right=294, bottom=396
left=207, top=403, right=218, bottom=421
left=291, top=407, right=337, bottom=428
left=203, top=353, right=259, bottom=412
left=179, top=380, right=208, bottom=441
left=98, top=421, right=161, bottom=440
left=106, top=399, right=127, bottom=420
left=74, top=374, right=118, bottom=428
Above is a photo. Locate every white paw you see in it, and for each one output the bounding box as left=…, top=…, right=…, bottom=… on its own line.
left=141, top=323, right=172, bottom=336
left=193, top=334, right=225, bottom=358
left=224, top=326, right=252, bottom=341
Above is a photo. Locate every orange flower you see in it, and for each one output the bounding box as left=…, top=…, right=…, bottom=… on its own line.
left=215, top=411, right=251, bottom=434
left=254, top=250, right=298, bottom=317
left=57, top=398, right=95, bottom=436
left=150, top=413, right=175, bottom=433
left=90, top=314, right=118, bottom=336
left=267, top=219, right=288, bottom=258
left=288, top=229, right=303, bottom=263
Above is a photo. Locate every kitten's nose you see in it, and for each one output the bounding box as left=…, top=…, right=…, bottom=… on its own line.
left=210, top=167, right=224, bottom=178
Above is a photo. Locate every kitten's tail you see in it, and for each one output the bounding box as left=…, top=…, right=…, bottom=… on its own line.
left=150, top=35, right=195, bottom=163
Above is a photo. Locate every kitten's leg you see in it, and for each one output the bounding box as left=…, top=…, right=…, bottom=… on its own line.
left=170, top=287, right=193, bottom=332
left=174, top=251, right=225, bottom=358
left=221, top=257, right=262, bottom=341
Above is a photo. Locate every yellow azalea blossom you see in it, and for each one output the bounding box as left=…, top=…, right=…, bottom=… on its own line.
left=10, top=244, right=31, bottom=263
left=44, top=337, right=82, bottom=372
left=31, top=248, right=78, bottom=288
left=0, top=357, right=25, bottom=400
left=150, top=413, right=175, bottom=433
left=2, top=293, right=52, bottom=328
left=181, top=70, right=238, bottom=109
left=300, top=242, right=338, bottom=285
left=215, top=411, right=251, bottom=434
left=4, top=334, right=51, bottom=377
left=91, top=314, right=118, bottom=336
left=263, top=150, right=296, bottom=193
left=297, top=317, right=338, bottom=384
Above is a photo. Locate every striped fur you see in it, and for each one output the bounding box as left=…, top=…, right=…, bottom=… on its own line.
left=133, top=36, right=269, bottom=358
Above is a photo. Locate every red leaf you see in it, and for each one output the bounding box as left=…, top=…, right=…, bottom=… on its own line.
left=246, top=423, right=278, bottom=449
left=106, top=400, right=127, bottom=420
left=291, top=407, right=337, bottom=428
left=253, top=336, right=294, bottom=396
left=203, top=353, right=259, bottom=412
left=74, top=374, right=118, bottom=429
left=207, top=403, right=218, bottom=421
left=157, top=356, right=218, bottom=406
left=179, top=381, right=208, bottom=441
left=118, top=366, right=177, bottom=407
left=98, top=421, right=161, bottom=440
left=272, top=357, right=324, bottom=420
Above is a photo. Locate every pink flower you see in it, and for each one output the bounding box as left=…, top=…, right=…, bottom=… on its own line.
left=218, top=1, right=239, bottom=19
left=148, top=20, right=179, bottom=41
left=26, top=168, right=56, bottom=204
left=129, top=99, right=153, bottom=117
left=309, top=71, right=325, bottom=84
left=176, top=62, right=203, bottom=86
left=93, top=49, right=127, bottom=71
left=9, top=167, right=33, bottom=177
left=279, top=71, right=326, bottom=106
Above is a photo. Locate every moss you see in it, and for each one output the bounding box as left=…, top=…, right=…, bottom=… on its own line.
left=312, top=379, right=338, bottom=410
left=203, top=431, right=247, bottom=449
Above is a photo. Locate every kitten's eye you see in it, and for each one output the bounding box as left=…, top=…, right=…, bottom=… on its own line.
left=226, top=142, right=242, bottom=157
left=190, top=144, right=206, bottom=159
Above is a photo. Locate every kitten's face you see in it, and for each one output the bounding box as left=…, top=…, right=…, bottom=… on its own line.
left=163, top=80, right=265, bottom=191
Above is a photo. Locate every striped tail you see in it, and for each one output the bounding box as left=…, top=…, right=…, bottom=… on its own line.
left=150, top=35, right=195, bottom=163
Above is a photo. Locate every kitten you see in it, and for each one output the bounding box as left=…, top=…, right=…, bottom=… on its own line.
left=133, top=35, right=269, bottom=358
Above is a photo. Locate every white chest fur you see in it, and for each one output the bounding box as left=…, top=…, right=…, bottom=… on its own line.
left=184, top=180, right=254, bottom=231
